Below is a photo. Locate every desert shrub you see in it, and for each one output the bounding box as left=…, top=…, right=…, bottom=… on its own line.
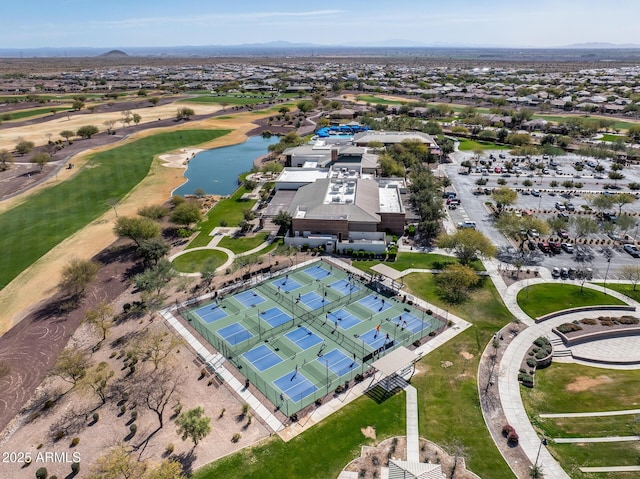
left=354, top=373, right=364, bottom=382
left=502, top=424, right=515, bottom=437
left=166, top=443, right=175, bottom=454
left=92, top=412, right=99, bottom=422
left=526, top=358, right=537, bottom=368
left=335, top=385, right=344, bottom=394
left=518, top=372, right=534, bottom=386
left=71, top=462, right=80, bottom=474
left=53, top=430, right=65, bottom=441
left=507, top=431, right=519, bottom=445
left=130, top=410, right=138, bottom=421
left=535, top=349, right=549, bottom=360
left=129, top=424, right=137, bottom=435
left=618, top=316, right=640, bottom=324
left=70, top=437, right=79, bottom=447
left=232, top=433, right=242, bottom=443
left=36, top=467, right=48, bottom=479
left=557, top=322, right=582, bottom=333
left=580, top=318, right=597, bottom=325
left=600, top=320, right=615, bottom=327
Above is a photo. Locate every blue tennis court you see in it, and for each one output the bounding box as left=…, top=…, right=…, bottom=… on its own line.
left=285, top=326, right=323, bottom=350
left=326, top=309, right=361, bottom=329
left=259, top=307, right=292, bottom=328
left=360, top=328, right=393, bottom=349
left=304, top=264, right=333, bottom=280
left=243, top=344, right=283, bottom=371
left=329, top=279, right=360, bottom=296
left=218, top=323, right=253, bottom=346
left=274, top=371, right=318, bottom=402
left=193, top=304, right=228, bottom=323
left=234, top=290, right=266, bottom=307
left=391, top=313, right=426, bottom=334
left=359, top=295, right=393, bottom=313
left=318, top=349, right=359, bottom=376
left=271, top=277, right=302, bottom=293
left=299, top=291, right=326, bottom=310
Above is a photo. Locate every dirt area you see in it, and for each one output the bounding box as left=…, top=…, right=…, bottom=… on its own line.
left=498, top=268, right=541, bottom=287
left=0, top=278, right=270, bottom=479
left=566, top=375, right=613, bottom=392
left=477, top=320, right=534, bottom=479
left=343, top=436, right=480, bottom=479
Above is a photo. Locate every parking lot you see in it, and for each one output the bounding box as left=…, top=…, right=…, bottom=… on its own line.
left=445, top=149, right=640, bottom=280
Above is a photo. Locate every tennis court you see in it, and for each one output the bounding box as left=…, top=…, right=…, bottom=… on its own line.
left=218, top=323, right=253, bottom=346
left=193, top=303, right=228, bottom=323
left=274, top=371, right=318, bottom=402
left=326, top=309, right=361, bottom=329
left=243, top=344, right=283, bottom=372
left=329, top=278, right=360, bottom=296
left=299, top=291, right=326, bottom=310
left=319, top=349, right=359, bottom=376
left=182, top=259, right=446, bottom=416
left=304, top=264, right=333, bottom=280
left=359, top=294, right=393, bottom=313
left=285, top=326, right=323, bottom=350
left=391, top=312, right=427, bottom=334
left=234, top=289, right=266, bottom=307
left=259, top=307, right=292, bottom=327
left=271, top=276, right=302, bottom=293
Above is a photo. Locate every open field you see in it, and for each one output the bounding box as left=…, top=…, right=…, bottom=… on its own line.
left=172, top=249, right=228, bottom=273
left=457, top=138, right=510, bottom=151
left=0, top=100, right=223, bottom=149
left=218, top=232, right=269, bottom=254
left=522, top=362, right=640, bottom=476
left=592, top=282, right=640, bottom=302
left=3, top=106, right=72, bottom=120
left=182, top=95, right=278, bottom=105
left=517, top=283, right=626, bottom=318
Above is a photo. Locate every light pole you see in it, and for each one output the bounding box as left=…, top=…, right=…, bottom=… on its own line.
left=603, top=257, right=612, bottom=295
left=534, top=434, right=548, bottom=475
left=321, top=356, right=330, bottom=393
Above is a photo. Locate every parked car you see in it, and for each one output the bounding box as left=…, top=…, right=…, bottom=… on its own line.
left=568, top=268, right=577, bottom=279
left=560, top=267, right=569, bottom=279
left=603, top=212, right=618, bottom=222
left=555, top=202, right=566, bottom=211
left=558, top=212, right=570, bottom=220
left=528, top=229, right=540, bottom=238
left=558, top=230, right=569, bottom=239
left=624, top=244, right=640, bottom=258
left=458, top=221, right=476, bottom=229
left=499, top=153, right=506, bottom=159
left=549, top=241, right=562, bottom=254
left=561, top=243, right=574, bottom=253
left=608, top=232, right=623, bottom=242
left=538, top=241, right=551, bottom=253
left=552, top=267, right=561, bottom=278
left=566, top=203, right=575, bottom=211
left=531, top=189, right=541, bottom=197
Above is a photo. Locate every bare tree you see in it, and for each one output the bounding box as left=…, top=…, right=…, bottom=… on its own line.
left=85, top=301, right=115, bottom=346
left=135, top=330, right=183, bottom=371
left=49, top=349, right=91, bottom=390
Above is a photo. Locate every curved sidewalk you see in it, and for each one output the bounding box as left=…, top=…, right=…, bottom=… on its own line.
left=496, top=277, right=640, bottom=479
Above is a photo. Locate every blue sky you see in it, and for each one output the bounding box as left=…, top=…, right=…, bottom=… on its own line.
left=5, top=0, right=640, bottom=48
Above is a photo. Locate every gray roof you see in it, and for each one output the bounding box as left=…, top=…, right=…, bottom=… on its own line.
left=289, top=178, right=381, bottom=223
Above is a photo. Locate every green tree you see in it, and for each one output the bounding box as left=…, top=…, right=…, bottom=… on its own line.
left=0, top=149, right=14, bottom=171
left=296, top=100, right=314, bottom=113
left=59, top=258, right=100, bottom=296
left=627, top=125, right=640, bottom=143
left=573, top=216, right=599, bottom=242
left=60, top=130, right=75, bottom=144
left=608, top=171, right=625, bottom=185
left=272, top=210, right=292, bottom=234
left=137, top=238, right=170, bottom=267
left=170, top=201, right=202, bottom=227
left=89, top=444, right=146, bottom=479
left=143, top=459, right=186, bottom=479
left=137, top=204, right=169, bottom=220
left=176, top=107, right=195, bottom=120
left=200, top=257, right=217, bottom=286
left=491, top=187, right=517, bottom=214
left=49, top=348, right=90, bottom=388
left=433, top=264, right=481, bottom=304
left=587, top=194, right=616, bottom=214
left=31, top=152, right=50, bottom=171
left=72, top=99, right=85, bottom=111
left=620, top=265, right=640, bottom=291
left=77, top=125, right=99, bottom=139
left=149, top=97, right=160, bottom=106
left=82, top=361, right=114, bottom=405
left=133, top=259, right=177, bottom=296
left=175, top=406, right=211, bottom=447
left=437, top=229, right=496, bottom=265
left=132, top=113, right=142, bottom=125
left=616, top=213, right=637, bottom=236
left=114, top=216, right=161, bottom=247
left=85, top=301, right=115, bottom=344
left=15, top=139, right=35, bottom=156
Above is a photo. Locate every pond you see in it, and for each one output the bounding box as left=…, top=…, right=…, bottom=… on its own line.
left=173, top=135, right=280, bottom=196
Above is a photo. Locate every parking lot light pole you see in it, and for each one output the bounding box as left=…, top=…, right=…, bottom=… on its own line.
left=604, top=258, right=611, bottom=295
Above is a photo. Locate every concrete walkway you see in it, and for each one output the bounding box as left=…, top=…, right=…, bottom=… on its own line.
left=554, top=435, right=640, bottom=443
left=541, top=408, right=640, bottom=418
left=580, top=465, right=640, bottom=473
left=405, top=385, right=419, bottom=462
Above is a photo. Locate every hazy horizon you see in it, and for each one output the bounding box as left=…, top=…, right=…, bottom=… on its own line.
left=5, top=0, right=640, bottom=50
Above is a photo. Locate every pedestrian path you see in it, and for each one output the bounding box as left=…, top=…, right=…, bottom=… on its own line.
left=554, top=435, right=640, bottom=443
left=541, top=408, right=640, bottom=418
left=405, top=385, right=419, bottom=462
left=581, top=465, right=640, bottom=473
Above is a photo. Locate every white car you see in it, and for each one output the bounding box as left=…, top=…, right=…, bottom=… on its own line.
left=458, top=221, right=477, bottom=229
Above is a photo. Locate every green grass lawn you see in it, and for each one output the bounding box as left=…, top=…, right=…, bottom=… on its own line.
left=356, top=94, right=407, bottom=105
left=193, top=390, right=406, bottom=479
left=217, top=233, right=269, bottom=255
left=188, top=187, right=256, bottom=248
left=4, top=106, right=71, bottom=120
left=181, top=95, right=275, bottom=105
left=591, top=282, right=640, bottom=302
left=457, top=138, right=510, bottom=151
left=404, top=273, right=517, bottom=478
left=522, top=362, right=640, bottom=476
left=172, top=249, right=228, bottom=273
left=517, top=283, right=626, bottom=318
left=0, top=129, right=229, bottom=290
left=600, top=133, right=628, bottom=142
left=353, top=252, right=484, bottom=277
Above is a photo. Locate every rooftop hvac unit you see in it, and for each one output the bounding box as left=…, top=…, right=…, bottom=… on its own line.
left=332, top=196, right=341, bottom=202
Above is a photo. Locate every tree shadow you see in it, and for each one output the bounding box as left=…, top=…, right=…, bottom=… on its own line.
left=172, top=450, right=197, bottom=476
